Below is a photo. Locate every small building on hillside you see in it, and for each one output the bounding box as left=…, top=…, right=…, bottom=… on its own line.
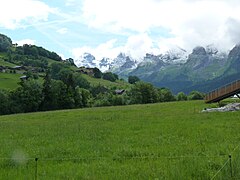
left=20, top=75, right=29, bottom=81
left=13, top=66, right=22, bottom=69
left=77, top=67, right=95, bottom=76
left=10, top=66, right=26, bottom=71
left=0, top=66, right=6, bottom=72
left=115, top=89, right=125, bottom=95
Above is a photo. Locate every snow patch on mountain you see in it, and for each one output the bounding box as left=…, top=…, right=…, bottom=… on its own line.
left=74, top=52, right=138, bottom=72
left=109, top=53, right=138, bottom=72
left=138, top=46, right=188, bottom=68
left=206, top=44, right=227, bottom=59
left=73, top=45, right=226, bottom=74
left=162, top=47, right=188, bottom=64
left=74, top=53, right=97, bottom=68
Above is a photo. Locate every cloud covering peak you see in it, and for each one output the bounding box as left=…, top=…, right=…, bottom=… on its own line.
left=1, top=0, right=240, bottom=60
left=79, top=0, right=240, bottom=55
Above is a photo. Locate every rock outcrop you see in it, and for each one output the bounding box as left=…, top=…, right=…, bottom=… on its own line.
left=202, top=103, right=240, bottom=112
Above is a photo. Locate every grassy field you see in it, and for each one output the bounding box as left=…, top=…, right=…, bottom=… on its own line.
left=0, top=73, right=22, bottom=90
left=1, top=101, right=240, bottom=179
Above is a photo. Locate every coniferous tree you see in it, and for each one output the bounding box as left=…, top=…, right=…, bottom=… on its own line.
left=0, top=90, right=10, bottom=115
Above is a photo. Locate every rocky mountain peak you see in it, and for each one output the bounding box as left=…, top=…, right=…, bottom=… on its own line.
left=110, top=53, right=138, bottom=73
left=160, top=46, right=188, bottom=64
left=82, top=53, right=95, bottom=62
left=143, top=53, right=158, bottom=61
left=192, top=46, right=207, bottom=56
left=117, top=52, right=126, bottom=59
left=227, top=44, right=240, bottom=68
left=206, top=45, right=218, bottom=55
left=74, top=53, right=95, bottom=67
left=229, top=44, right=240, bottom=55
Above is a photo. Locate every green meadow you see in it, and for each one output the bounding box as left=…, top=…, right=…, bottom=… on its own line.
left=0, top=73, right=22, bottom=90
left=1, top=101, right=240, bottom=179
left=82, top=74, right=130, bottom=89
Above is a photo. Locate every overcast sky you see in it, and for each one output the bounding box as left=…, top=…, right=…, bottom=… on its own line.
left=0, top=0, right=240, bottom=59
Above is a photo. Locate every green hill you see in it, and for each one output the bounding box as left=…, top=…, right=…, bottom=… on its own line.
left=0, top=70, right=129, bottom=91
left=0, top=59, right=17, bottom=68
left=0, top=34, right=136, bottom=115
left=0, top=101, right=240, bottom=179
left=0, top=33, right=129, bottom=91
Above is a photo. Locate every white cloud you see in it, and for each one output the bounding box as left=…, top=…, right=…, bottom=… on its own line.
left=14, top=39, right=36, bottom=46
left=81, top=0, right=240, bottom=51
left=59, top=53, right=66, bottom=60
left=65, top=0, right=76, bottom=6
left=223, top=18, right=240, bottom=47
left=123, top=34, right=159, bottom=58
left=0, top=0, right=55, bottom=29
left=72, top=34, right=158, bottom=60
left=72, top=39, right=120, bottom=60
left=57, top=28, right=68, bottom=34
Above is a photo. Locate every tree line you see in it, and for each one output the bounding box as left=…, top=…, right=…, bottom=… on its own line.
left=0, top=67, right=204, bottom=115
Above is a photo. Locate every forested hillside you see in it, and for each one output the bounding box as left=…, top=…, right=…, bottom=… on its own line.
left=0, top=33, right=204, bottom=115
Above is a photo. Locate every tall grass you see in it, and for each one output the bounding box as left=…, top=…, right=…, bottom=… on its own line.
left=0, top=101, right=240, bottom=179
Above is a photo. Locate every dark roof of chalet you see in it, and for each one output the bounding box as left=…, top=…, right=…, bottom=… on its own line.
left=20, top=75, right=28, bottom=79
left=13, top=66, right=23, bottom=68
left=115, top=89, right=125, bottom=94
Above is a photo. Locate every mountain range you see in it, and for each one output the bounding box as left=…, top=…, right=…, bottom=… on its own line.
left=3, top=31, right=239, bottom=95
left=73, top=44, right=240, bottom=94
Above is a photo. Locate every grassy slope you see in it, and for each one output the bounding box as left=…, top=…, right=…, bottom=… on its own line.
left=0, top=59, right=17, bottom=68
left=0, top=52, right=18, bottom=68
left=1, top=49, right=129, bottom=90
left=0, top=73, right=22, bottom=90
left=0, top=71, right=127, bottom=91
left=0, top=55, right=20, bottom=90
left=1, top=101, right=240, bottom=179
left=82, top=74, right=130, bottom=89
left=0, top=72, right=128, bottom=91
left=0, top=53, right=128, bottom=90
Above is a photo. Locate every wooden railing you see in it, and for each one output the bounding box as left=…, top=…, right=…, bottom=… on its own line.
left=205, top=79, right=240, bottom=103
